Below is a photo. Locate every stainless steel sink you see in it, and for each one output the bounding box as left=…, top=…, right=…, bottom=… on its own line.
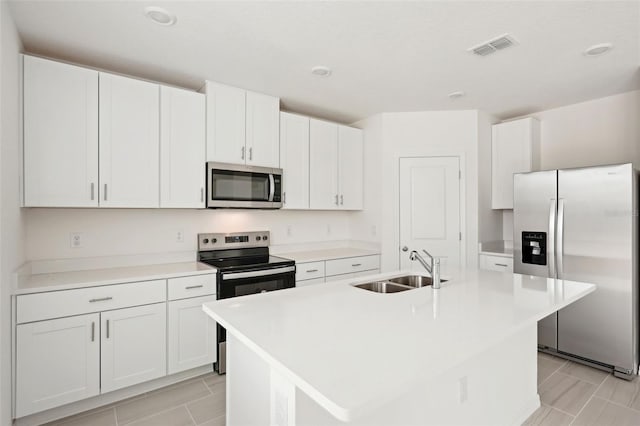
left=388, top=275, right=448, bottom=288
left=353, top=281, right=413, bottom=293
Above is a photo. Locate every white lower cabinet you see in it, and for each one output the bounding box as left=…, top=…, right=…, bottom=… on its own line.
left=168, top=295, right=217, bottom=374
left=294, top=255, right=381, bottom=286
left=16, top=314, right=100, bottom=417
left=479, top=254, right=514, bottom=272
left=325, top=269, right=380, bottom=283
left=100, top=303, right=167, bottom=393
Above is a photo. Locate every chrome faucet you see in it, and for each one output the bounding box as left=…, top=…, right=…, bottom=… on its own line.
left=409, top=249, right=441, bottom=289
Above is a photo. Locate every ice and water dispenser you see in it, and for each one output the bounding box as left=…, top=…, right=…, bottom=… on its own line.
left=521, top=231, right=547, bottom=265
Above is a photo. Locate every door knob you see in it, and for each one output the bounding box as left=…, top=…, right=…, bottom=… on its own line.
left=402, top=246, right=409, bottom=252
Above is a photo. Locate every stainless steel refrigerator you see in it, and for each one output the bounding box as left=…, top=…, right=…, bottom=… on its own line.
left=513, top=163, right=638, bottom=378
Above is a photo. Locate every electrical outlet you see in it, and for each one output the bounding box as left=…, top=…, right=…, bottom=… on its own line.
left=287, top=225, right=293, bottom=237
left=176, top=230, right=184, bottom=243
left=70, top=232, right=84, bottom=248
left=459, top=376, right=468, bottom=404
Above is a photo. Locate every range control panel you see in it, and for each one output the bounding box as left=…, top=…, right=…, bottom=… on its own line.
left=522, top=231, right=547, bottom=265
left=198, top=231, right=270, bottom=251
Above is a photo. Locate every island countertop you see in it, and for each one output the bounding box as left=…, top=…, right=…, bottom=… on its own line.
left=202, top=269, right=595, bottom=421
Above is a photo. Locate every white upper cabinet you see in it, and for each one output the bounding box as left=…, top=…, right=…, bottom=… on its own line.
left=99, top=72, right=160, bottom=208
left=309, top=119, right=339, bottom=209
left=205, top=81, right=246, bottom=164
left=203, top=81, right=280, bottom=167
left=338, top=125, right=364, bottom=210
left=160, top=86, right=206, bottom=208
left=23, top=55, right=99, bottom=207
left=280, top=112, right=310, bottom=209
left=246, top=91, right=280, bottom=168
left=491, top=117, right=540, bottom=209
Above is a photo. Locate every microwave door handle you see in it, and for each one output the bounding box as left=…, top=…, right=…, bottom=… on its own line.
left=268, top=174, right=275, bottom=202
left=222, top=266, right=295, bottom=280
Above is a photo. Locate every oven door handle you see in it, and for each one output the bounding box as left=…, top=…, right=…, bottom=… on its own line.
left=268, top=174, right=275, bottom=202
left=221, top=266, right=295, bottom=281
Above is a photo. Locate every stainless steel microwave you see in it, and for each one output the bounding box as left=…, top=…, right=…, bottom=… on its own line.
left=206, top=162, right=283, bottom=209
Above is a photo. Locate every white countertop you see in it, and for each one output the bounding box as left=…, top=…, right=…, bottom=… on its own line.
left=479, top=240, right=514, bottom=258
left=15, top=261, right=216, bottom=295
left=275, top=247, right=380, bottom=263
left=203, top=269, right=595, bottom=421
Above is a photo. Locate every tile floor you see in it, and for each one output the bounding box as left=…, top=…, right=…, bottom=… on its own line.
left=46, top=352, right=640, bottom=426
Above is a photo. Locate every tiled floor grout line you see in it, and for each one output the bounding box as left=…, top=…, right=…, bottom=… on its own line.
left=537, top=359, right=568, bottom=388
left=597, top=393, right=640, bottom=413
left=567, top=372, right=609, bottom=426
left=184, top=401, right=198, bottom=426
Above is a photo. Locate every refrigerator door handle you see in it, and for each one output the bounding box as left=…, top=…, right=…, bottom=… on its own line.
left=557, top=199, right=565, bottom=278
left=548, top=199, right=557, bottom=277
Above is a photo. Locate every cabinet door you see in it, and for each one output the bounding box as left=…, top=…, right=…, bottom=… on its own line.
left=101, top=303, right=166, bottom=393
left=160, top=86, right=206, bottom=208
left=205, top=82, right=246, bottom=164
left=279, top=112, right=309, bottom=209
left=246, top=91, right=280, bottom=168
left=23, top=55, right=99, bottom=207
left=168, top=295, right=217, bottom=374
left=16, top=314, right=100, bottom=417
left=99, top=73, right=160, bottom=208
left=309, top=119, right=339, bottom=209
left=338, top=126, right=364, bottom=210
left=491, top=118, right=539, bottom=209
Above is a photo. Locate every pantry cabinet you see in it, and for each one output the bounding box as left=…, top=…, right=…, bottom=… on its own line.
left=23, top=56, right=99, bottom=207
left=160, top=86, right=206, bottom=208
left=99, top=72, right=160, bottom=208
left=204, top=81, right=280, bottom=168
left=15, top=313, right=100, bottom=417
left=279, top=112, right=310, bottom=209
left=491, top=117, right=540, bottom=209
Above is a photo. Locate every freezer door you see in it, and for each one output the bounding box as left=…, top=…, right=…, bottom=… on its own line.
left=513, top=170, right=558, bottom=349
left=557, top=164, right=636, bottom=373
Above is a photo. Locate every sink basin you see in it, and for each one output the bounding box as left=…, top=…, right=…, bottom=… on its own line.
left=353, top=281, right=413, bottom=293
left=388, top=275, right=448, bottom=288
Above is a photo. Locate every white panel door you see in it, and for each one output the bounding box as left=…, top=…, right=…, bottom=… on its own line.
left=23, top=55, right=99, bottom=207
left=309, top=119, right=339, bottom=209
left=168, top=295, right=217, bottom=374
left=279, top=112, right=309, bottom=209
left=246, top=91, right=280, bottom=168
left=101, top=303, right=166, bottom=393
left=160, top=86, right=206, bottom=208
left=205, top=82, right=246, bottom=164
left=399, top=157, right=461, bottom=274
left=16, top=314, right=100, bottom=417
left=338, top=126, right=363, bottom=210
left=99, top=73, right=159, bottom=208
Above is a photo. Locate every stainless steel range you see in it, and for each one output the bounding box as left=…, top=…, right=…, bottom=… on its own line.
left=197, top=231, right=295, bottom=374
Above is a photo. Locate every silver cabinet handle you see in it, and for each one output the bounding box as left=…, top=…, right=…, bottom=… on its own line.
left=283, top=192, right=286, bottom=205
left=352, top=263, right=362, bottom=267
left=340, top=195, right=344, bottom=205
left=89, top=297, right=113, bottom=303
left=495, top=263, right=508, bottom=267
left=335, top=194, right=339, bottom=206
left=104, top=184, right=108, bottom=201
left=201, top=188, right=204, bottom=203
left=241, top=146, right=245, bottom=160
left=306, top=269, right=319, bottom=273
left=91, top=321, right=95, bottom=342
left=249, top=147, right=253, bottom=161
left=106, top=319, right=110, bottom=339
left=185, top=285, right=204, bottom=290
left=90, top=183, right=95, bottom=201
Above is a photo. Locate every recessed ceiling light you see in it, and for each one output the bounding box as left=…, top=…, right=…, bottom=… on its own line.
left=144, top=6, right=177, bottom=26
left=448, top=91, right=465, bottom=100
left=311, top=66, right=332, bottom=77
left=583, top=43, right=613, bottom=57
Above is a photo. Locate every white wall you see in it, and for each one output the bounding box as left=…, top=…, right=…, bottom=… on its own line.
left=25, top=209, right=352, bottom=260
left=0, top=4, right=24, bottom=423
left=477, top=110, right=502, bottom=243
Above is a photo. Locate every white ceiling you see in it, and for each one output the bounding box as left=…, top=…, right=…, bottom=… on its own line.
left=8, top=1, right=640, bottom=123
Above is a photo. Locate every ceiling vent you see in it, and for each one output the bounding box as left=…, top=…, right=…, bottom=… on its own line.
left=469, top=34, right=518, bottom=56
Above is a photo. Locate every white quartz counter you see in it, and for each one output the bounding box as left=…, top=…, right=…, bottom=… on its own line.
left=15, top=261, right=216, bottom=295
left=479, top=240, right=514, bottom=258
left=203, top=269, right=595, bottom=421
left=275, top=247, right=380, bottom=263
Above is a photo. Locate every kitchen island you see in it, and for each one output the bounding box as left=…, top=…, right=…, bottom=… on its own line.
left=202, top=269, right=595, bottom=425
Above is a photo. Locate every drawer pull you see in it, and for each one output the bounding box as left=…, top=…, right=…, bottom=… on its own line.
left=306, top=269, right=319, bottom=273
left=185, top=285, right=204, bottom=290
left=495, top=263, right=508, bottom=267
left=352, top=263, right=362, bottom=267
left=89, top=297, right=113, bottom=303
left=106, top=319, right=110, bottom=339
left=91, top=322, right=95, bottom=342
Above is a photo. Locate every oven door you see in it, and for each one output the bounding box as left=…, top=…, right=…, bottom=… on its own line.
left=207, top=162, right=282, bottom=209
left=217, top=265, right=295, bottom=299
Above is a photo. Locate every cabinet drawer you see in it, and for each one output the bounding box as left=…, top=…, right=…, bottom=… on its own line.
left=168, top=274, right=216, bottom=301
left=326, top=269, right=380, bottom=283
left=480, top=255, right=513, bottom=272
left=296, top=277, right=325, bottom=287
left=325, top=255, right=380, bottom=277
left=296, top=261, right=325, bottom=281
left=17, top=280, right=167, bottom=324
